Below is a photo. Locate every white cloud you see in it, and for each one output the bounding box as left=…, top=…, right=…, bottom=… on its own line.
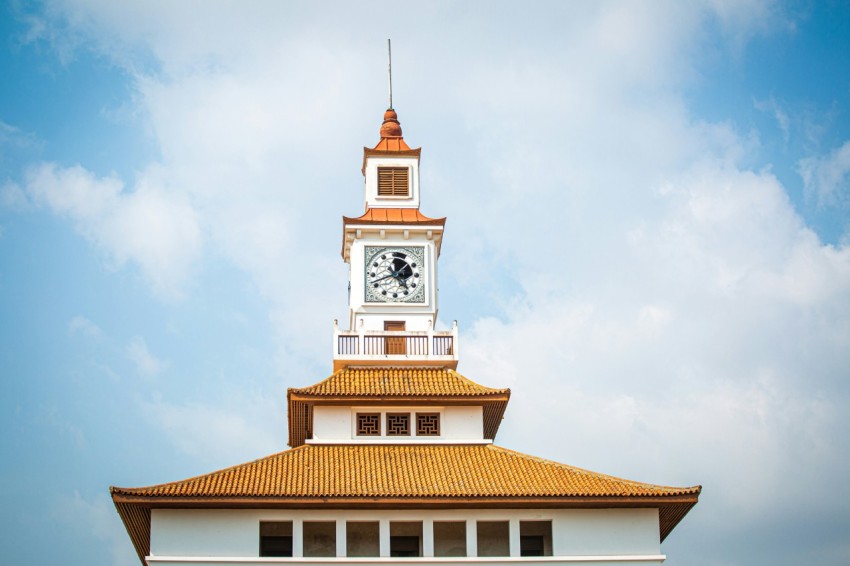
left=462, top=162, right=850, bottom=544
left=799, top=140, right=850, bottom=208
left=125, top=335, right=165, bottom=377
left=67, top=315, right=103, bottom=340
left=754, top=96, right=791, bottom=141
left=22, top=162, right=203, bottom=297
left=139, top=394, right=282, bottom=468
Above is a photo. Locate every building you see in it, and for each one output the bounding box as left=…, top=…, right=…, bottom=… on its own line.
left=111, top=106, right=701, bottom=565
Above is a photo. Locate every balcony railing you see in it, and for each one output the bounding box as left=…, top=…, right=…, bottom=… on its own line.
left=333, top=321, right=459, bottom=370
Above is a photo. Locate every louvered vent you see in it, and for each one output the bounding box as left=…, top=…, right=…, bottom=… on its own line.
left=377, top=167, right=410, bottom=196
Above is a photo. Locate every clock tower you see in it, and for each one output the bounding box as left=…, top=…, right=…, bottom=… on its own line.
left=335, top=108, right=455, bottom=371
left=111, top=97, right=700, bottom=566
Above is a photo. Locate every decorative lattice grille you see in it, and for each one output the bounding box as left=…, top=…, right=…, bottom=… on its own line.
left=386, top=413, right=411, bottom=436
left=356, top=413, right=381, bottom=436
left=416, top=413, right=440, bottom=436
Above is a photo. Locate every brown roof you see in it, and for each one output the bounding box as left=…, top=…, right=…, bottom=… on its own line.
left=112, top=444, right=700, bottom=562
left=343, top=207, right=446, bottom=226
left=287, top=368, right=510, bottom=447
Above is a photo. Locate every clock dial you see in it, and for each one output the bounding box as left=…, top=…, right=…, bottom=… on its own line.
left=365, top=246, right=425, bottom=303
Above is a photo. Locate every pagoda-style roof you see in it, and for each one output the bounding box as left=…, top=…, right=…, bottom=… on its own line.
left=341, top=207, right=446, bottom=260
left=343, top=207, right=446, bottom=226
left=291, top=367, right=504, bottom=397
left=287, top=368, right=510, bottom=447
left=112, top=444, right=701, bottom=562
left=360, top=108, right=422, bottom=173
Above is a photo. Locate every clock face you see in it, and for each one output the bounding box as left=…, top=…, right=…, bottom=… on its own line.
left=364, top=246, right=426, bottom=303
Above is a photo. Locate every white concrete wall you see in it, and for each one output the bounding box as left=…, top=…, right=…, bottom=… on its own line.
left=313, top=406, right=351, bottom=440
left=311, top=406, right=484, bottom=442
left=443, top=406, right=483, bottom=440
left=363, top=155, right=420, bottom=209
left=150, top=508, right=662, bottom=562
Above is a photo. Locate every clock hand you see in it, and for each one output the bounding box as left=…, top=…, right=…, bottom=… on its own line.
left=371, top=273, right=395, bottom=283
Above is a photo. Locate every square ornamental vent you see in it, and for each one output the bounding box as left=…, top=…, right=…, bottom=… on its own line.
left=377, top=167, right=410, bottom=197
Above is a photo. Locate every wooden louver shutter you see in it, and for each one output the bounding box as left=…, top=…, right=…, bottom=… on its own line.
left=377, top=167, right=409, bottom=196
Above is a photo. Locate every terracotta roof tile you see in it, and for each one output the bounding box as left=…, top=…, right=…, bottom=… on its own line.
left=343, top=207, right=446, bottom=226
left=289, top=367, right=508, bottom=398
left=372, top=137, right=412, bottom=152
left=112, top=444, right=700, bottom=500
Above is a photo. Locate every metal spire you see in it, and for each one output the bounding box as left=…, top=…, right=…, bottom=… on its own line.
left=387, top=38, right=393, bottom=110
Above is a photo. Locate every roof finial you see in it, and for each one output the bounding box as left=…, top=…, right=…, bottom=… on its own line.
left=387, top=38, right=393, bottom=110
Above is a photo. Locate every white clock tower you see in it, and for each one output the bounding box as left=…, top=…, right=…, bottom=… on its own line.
left=335, top=108, right=456, bottom=371
left=112, top=97, right=700, bottom=566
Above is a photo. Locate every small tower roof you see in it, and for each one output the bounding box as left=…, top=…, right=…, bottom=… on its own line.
left=363, top=109, right=421, bottom=172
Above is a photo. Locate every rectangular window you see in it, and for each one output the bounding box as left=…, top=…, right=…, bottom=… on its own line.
left=520, top=521, right=552, bottom=557
left=477, top=521, right=510, bottom=557
left=377, top=167, right=410, bottom=196
left=434, top=521, right=467, bottom=557
left=416, top=413, right=440, bottom=436
left=259, top=521, right=292, bottom=557
left=346, top=521, right=380, bottom=557
left=390, top=521, right=422, bottom=557
left=356, top=413, right=381, bottom=436
left=303, top=521, right=336, bottom=557
left=386, top=413, right=411, bottom=436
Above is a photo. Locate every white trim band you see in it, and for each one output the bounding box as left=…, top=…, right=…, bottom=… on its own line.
left=148, top=556, right=666, bottom=564
left=305, top=439, right=493, bottom=445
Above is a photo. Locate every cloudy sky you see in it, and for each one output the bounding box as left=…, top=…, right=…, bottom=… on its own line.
left=1, top=1, right=849, bottom=564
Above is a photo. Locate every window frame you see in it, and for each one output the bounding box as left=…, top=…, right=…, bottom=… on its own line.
left=376, top=166, right=411, bottom=198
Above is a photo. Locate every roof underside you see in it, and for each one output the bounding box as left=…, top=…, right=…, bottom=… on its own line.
left=112, top=444, right=700, bottom=564
left=287, top=368, right=510, bottom=447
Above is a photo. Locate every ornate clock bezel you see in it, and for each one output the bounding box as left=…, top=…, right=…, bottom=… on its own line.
left=364, top=246, right=426, bottom=304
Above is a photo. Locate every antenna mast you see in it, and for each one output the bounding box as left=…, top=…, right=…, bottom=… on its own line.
left=387, top=38, right=393, bottom=110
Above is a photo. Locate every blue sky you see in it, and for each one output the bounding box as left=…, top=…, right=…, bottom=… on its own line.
left=1, top=1, right=849, bottom=564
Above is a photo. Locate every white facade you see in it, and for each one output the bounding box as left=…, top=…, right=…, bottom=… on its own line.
left=310, top=405, right=484, bottom=443
left=148, top=508, right=664, bottom=564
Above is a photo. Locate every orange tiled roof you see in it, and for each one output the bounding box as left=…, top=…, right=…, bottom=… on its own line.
left=343, top=207, right=446, bottom=226
left=111, top=444, right=700, bottom=562
left=371, top=137, right=412, bottom=152
left=111, top=444, right=700, bottom=500
left=290, top=367, right=505, bottom=397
